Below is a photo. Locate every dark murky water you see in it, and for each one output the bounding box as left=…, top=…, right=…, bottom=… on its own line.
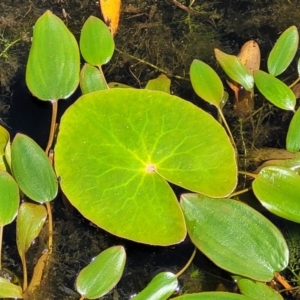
left=1, top=0, right=300, bottom=299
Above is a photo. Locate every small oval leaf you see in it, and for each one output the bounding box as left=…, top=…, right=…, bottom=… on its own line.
left=132, top=272, right=178, bottom=300
left=190, top=59, right=224, bottom=107
left=145, top=74, right=171, bottom=94
left=80, top=63, right=108, bottom=94
left=254, top=70, right=296, bottom=111
left=26, top=10, right=80, bottom=101
left=268, top=26, right=299, bottom=76
left=0, top=125, right=10, bottom=171
left=180, top=194, right=289, bottom=281
left=80, top=16, right=114, bottom=66
left=11, top=134, right=58, bottom=202
left=76, top=246, right=126, bottom=299
left=16, top=202, right=47, bottom=257
left=214, top=48, right=254, bottom=91
left=253, top=166, right=300, bottom=223
left=286, top=107, right=300, bottom=152
left=0, top=171, right=19, bottom=226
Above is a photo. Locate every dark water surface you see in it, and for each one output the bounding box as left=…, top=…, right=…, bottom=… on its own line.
left=1, top=0, right=300, bottom=299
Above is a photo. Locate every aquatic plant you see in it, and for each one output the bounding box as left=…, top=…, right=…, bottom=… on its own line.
left=0, top=10, right=300, bottom=300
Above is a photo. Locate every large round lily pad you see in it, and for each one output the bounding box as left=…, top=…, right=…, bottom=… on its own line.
left=54, top=89, right=237, bottom=245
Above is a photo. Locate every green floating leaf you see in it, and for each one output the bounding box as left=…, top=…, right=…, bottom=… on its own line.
left=76, top=246, right=126, bottom=299
left=11, top=134, right=58, bottom=202
left=55, top=89, right=237, bottom=245
left=80, top=16, right=114, bottom=66
left=132, top=272, right=178, bottom=300
left=253, top=166, right=300, bottom=223
left=0, top=171, right=19, bottom=226
left=17, top=202, right=47, bottom=260
left=214, top=48, right=254, bottom=91
left=172, top=292, right=252, bottom=300
left=26, top=10, right=80, bottom=101
left=145, top=74, right=171, bottom=94
left=254, top=70, right=296, bottom=111
left=233, top=276, right=283, bottom=300
left=190, top=59, right=224, bottom=107
left=286, top=107, right=300, bottom=152
left=268, top=26, right=299, bottom=77
left=80, top=63, right=108, bottom=94
left=180, top=194, right=288, bottom=281
left=0, top=277, right=23, bottom=299
left=0, top=125, right=10, bottom=171
left=298, top=58, right=300, bottom=76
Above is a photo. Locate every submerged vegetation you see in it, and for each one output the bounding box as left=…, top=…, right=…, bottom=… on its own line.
left=1, top=0, right=300, bottom=299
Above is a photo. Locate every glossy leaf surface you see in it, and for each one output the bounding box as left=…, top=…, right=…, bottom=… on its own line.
left=17, top=202, right=47, bottom=258
left=173, top=292, right=252, bottom=300
left=214, top=48, right=254, bottom=90
left=180, top=194, right=289, bottom=281
left=55, top=89, right=237, bottom=245
left=80, top=63, right=108, bottom=94
left=234, top=276, right=283, bottom=300
left=11, top=134, right=58, bottom=202
left=132, top=272, right=178, bottom=300
left=253, top=166, right=300, bottom=222
left=0, top=277, right=23, bottom=299
left=26, top=10, right=79, bottom=101
left=76, top=246, right=126, bottom=299
left=190, top=59, right=224, bottom=107
left=268, top=26, right=299, bottom=76
left=145, top=74, right=171, bottom=94
left=80, top=16, right=114, bottom=66
left=254, top=70, right=296, bottom=111
left=286, top=107, right=300, bottom=152
left=0, top=171, right=19, bottom=226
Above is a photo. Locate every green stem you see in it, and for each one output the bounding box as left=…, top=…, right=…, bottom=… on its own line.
left=115, top=48, right=189, bottom=81
left=176, top=247, right=197, bottom=278
left=0, top=38, right=21, bottom=58
left=45, top=101, right=58, bottom=155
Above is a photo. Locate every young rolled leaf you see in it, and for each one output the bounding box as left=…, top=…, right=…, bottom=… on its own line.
left=253, top=166, right=300, bottom=223
left=268, top=26, right=299, bottom=77
left=286, top=107, right=300, bottom=152
left=180, top=194, right=289, bottom=281
left=0, top=171, right=19, bottom=226
left=26, top=10, right=80, bottom=101
left=172, top=292, right=252, bottom=300
left=145, top=74, right=171, bottom=94
left=190, top=59, right=224, bottom=107
left=55, top=89, right=237, bottom=245
left=11, top=134, right=58, bottom=202
left=233, top=276, right=283, bottom=300
left=76, top=246, right=126, bottom=299
left=132, top=272, right=178, bottom=300
left=254, top=70, right=296, bottom=111
left=80, top=16, right=115, bottom=66
left=0, top=277, right=23, bottom=299
left=214, top=48, right=254, bottom=91
left=80, top=63, right=108, bottom=94
left=16, top=202, right=47, bottom=260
